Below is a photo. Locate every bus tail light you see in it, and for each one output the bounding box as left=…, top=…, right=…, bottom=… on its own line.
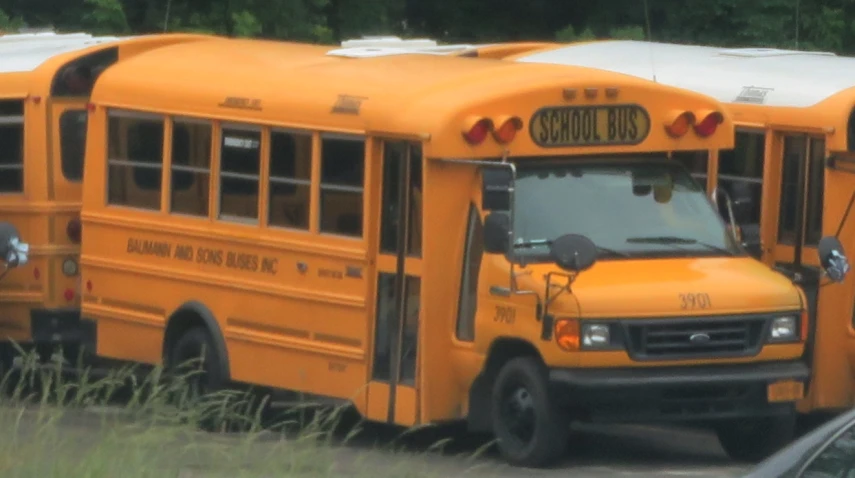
left=554, top=318, right=580, bottom=351
left=664, top=110, right=695, bottom=138
left=492, top=115, right=523, bottom=144
left=67, top=218, right=81, bottom=243
left=462, top=116, right=493, bottom=145
left=693, top=110, right=724, bottom=137
left=86, top=102, right=97, bottom=112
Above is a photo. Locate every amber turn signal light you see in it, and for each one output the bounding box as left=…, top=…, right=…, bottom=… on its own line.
left=664, top=110, right=696, bottom=138
left=491, top=115, right=523, bottom=144
left=554, top=318, right=580, bottom=351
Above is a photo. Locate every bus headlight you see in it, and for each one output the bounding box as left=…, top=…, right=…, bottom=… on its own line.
left=769, top=316, right=797, bottom=342
left=581, top=324, right=611, bottom=348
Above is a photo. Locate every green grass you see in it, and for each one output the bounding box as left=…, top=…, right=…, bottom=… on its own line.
left=0, top=348, right=495, bottom=478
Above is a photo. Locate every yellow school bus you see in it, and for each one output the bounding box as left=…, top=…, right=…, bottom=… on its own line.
left=498, top=39, right=855, bottom=429
left=77, top=36, right=844, bottom=467
left=0, top=30, right=210, bottom=365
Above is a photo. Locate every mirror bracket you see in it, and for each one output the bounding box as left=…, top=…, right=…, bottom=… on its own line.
left=711, top=186, right=740, bottom=243
left=542, top=271, right=575, bottom=320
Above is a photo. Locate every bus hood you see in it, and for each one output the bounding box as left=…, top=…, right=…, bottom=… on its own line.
left=521, top=256, right=802, bottom=318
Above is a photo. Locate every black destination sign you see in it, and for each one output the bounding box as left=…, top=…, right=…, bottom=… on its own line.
left=530, top=104, right=651, bottom=147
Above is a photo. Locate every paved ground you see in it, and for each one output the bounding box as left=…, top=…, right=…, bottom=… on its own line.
left=1, top=402, right=752, bottom=477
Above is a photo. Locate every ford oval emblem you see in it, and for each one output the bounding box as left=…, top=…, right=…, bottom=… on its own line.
left=689, top=333, right=711, bottom=344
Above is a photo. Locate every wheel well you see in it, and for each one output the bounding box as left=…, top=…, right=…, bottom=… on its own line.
left=162, top=301, right=230, bottom=380
left=466, top=337, right=543, bottom=433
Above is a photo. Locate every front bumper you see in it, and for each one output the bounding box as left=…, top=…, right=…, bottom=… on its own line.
left=549, top=360, right=809, bottom=423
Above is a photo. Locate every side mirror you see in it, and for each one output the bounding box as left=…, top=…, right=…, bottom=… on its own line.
left=483, top=212, right=510, bottom=254
left=482, top=167, right=513, bottom=211
left=818, top=236, right=850, bottom=283
left=0, top=222, right=28, bottom=268
left=550, top=234, right=598, bottom=272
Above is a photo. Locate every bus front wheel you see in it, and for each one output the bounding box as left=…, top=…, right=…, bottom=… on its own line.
left=490, top=356, right=568, bottom=468
left=715, top=413, right=796, bottom=462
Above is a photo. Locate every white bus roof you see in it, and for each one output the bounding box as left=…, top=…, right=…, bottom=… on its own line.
left=0, top=31, right=124, bottom=74
left=513, top=40, right=855, bottom=108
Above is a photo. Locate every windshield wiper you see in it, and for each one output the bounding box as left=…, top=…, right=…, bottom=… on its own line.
left=625, top=235, right=733, bottom=255
left=513, top=239, right=629, bottom=257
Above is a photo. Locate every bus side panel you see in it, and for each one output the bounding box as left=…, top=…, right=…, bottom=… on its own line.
left=82, top=215, right=372, bottom=406
left=0, top=99, right=50, bottom=345
left=800, top=167, right=855, bottom=410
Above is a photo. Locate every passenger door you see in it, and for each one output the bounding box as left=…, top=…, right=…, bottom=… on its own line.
left=773, top=134, right=826, bottom=311
left=366, top=140, right=423, bottom=426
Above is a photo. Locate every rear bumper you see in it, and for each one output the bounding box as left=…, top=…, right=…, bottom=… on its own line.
left=30, top=308, right=94, bottom=347
left=549, top=360, right=809, bottom=423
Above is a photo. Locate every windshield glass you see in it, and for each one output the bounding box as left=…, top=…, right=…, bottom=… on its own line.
left=511, top=156, right=743, bottom=260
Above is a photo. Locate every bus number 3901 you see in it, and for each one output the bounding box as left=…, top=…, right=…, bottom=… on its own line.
left=679, top=292, right=712, bottom=310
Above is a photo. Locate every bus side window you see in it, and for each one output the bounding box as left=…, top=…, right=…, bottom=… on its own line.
left=319, top=135, right=365, bottom=238
left=407, top=144, right=423, bottom=257
left=456, top=203, right=484, bottom=342
left=718, top=132, right=765, bottom=226
left=170, top=119, right=212, bottom=217
left=219, top=125, right=261, bottom=223
left=107, top=111, right=164, bottom=210
left=671, top=150, right=709, bottom=185
left=268, top=130, right=311, bottom=230
left=0, top=100, right=24, bottom=193
left=59, top=109, right=88, bottom=182
left=803, top=138, right=826, bottom=247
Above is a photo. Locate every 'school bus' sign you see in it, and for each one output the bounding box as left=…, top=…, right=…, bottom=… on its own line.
left=530, top=104, right=650, bottom=147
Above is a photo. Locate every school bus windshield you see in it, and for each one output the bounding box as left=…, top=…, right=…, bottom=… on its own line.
left=511, top=156, right=743, bottom=260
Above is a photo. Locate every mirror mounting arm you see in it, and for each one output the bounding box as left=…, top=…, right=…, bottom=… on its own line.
left=711, top=186, right=739, bottom=243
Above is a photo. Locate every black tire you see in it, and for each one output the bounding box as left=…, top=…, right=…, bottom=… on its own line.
left=490, top=356, right=568, bottom=468
left=169, top=327, right=226, bottom=395
left=169, top=327, right=231, bottom=430
left=716, top=413, right=796, bottom=463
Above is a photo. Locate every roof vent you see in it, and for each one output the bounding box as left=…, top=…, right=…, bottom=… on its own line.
left=330, top=36, right=477, bottom=58
left=340, top=36, right=439, bottom=49
left=718, top=47, right=836, bottom=58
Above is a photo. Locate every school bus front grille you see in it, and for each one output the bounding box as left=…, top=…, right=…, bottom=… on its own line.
left=624, top=316, right=767, bottom=361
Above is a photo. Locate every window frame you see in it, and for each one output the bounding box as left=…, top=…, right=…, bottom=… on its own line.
left=0, top=99, right=25, bottom=195
left=169, top=116, right=213, bottom=218
left=318, top=132, right=366, bottom=239
left=267, top=127, right=313, bottom=232
left=217, top=122, right=263, bottom=225
left=105, top=108, right=166, bottom=211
